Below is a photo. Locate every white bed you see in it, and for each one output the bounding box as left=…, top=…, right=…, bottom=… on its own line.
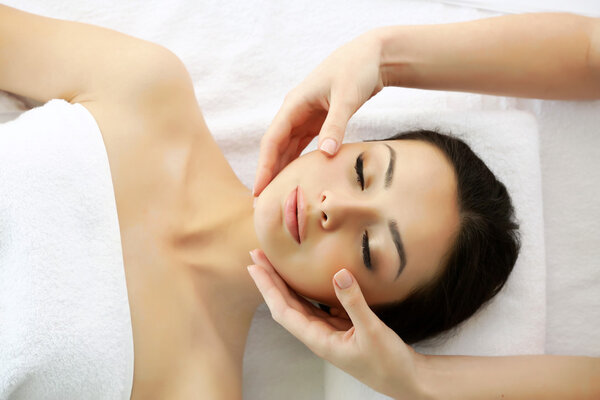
left=1, top=1, right=598, bottom=399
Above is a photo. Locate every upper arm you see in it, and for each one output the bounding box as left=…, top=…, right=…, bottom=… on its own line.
left=0, top=3, right=206, bottom=145
left=0, top=5, right=184, bottom=104
left=0, top=5, right=212, bottom=218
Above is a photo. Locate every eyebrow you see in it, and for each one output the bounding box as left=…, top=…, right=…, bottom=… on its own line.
left=388, top=220, right=407, bottom=280
left=384, top=144, right=395, bottom=189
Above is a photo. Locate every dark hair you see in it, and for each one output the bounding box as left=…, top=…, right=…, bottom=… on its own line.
left=371, top=129, right=520, bottom=345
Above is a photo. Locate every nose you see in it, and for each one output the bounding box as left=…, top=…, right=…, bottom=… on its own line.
left=319, top=190, right=378, bottom=230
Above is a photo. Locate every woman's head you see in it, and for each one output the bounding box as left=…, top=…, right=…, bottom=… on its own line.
left=254, top=131, right=461, bottom=306
left=254, top=130, right=520, bottom=344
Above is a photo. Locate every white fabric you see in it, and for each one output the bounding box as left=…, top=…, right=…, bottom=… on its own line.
left=514, top=98, right=600, bottom=357
left=433, top=0, right=600, bottom=16
left=0, top=99, right=133, bottom=400
left=1, top=1, right=598, bottom=399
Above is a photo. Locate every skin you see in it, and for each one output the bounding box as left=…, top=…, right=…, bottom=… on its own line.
left=254, top=139, right=460, bottom=307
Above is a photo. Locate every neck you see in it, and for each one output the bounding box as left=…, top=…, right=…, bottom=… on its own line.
left=174, top=183, right=264, bottom=362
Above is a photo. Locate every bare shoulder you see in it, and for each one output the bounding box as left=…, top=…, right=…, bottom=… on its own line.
left=73, top=49, right=212, bottom=224
left=76, top=47, right=206, bottom=147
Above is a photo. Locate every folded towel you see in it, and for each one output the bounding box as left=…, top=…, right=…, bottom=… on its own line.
left=0, top=99, right=133, bottom=400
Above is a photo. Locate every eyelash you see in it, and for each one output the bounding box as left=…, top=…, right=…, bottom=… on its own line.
left=362, top=231, right=373, bottom=271
left=355, top=153, right=373, bottom=271
left=355, top=153, right=365, bottom=190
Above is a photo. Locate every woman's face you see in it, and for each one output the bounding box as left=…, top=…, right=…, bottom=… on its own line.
left=254, top=139, right=460, bottom=307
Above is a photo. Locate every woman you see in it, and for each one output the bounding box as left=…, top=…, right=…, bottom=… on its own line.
left=0, top=4, right=520, bottom=399
left=251, top=11, right=600, bottom=400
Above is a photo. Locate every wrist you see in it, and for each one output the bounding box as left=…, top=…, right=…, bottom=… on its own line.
left=369, top=25, right=415, bottom=88
left=411, top=352, right=440, bottom=400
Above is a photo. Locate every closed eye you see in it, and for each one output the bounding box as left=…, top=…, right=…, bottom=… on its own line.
left=362, top=231, right=373, bottom=270
left=355, top=153, right=365, bottom=190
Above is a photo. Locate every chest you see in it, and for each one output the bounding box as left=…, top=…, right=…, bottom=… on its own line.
left=104, top=130, right=249, bottom=398
left=118, top=223, right=242, bottom=399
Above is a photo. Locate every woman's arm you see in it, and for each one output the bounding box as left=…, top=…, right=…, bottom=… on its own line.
left=0, top=4, right=201, bottom=138
left=376, top=12, right=600, bottom=100
left=253, top=12, right=600, bottom=196
left=415, top=353, right=600, bottom=400
left=0, top=5, right=181, bottom=102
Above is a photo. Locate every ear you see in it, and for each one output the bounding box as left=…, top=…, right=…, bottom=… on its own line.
left=328, top=305, right=350, bottom=320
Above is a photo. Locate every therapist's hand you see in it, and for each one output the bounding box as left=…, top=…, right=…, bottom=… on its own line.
left=253, top=30, right=385, bottom=197
left=247, top=249, right=429, bottom=400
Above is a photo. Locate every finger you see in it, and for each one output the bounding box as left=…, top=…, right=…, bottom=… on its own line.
left=248, top=264, right=358, bottom=363
left=247, top=264, right=287, bottom=311
left=248, top=264, right=338, bottom=344
left=253, top=93, right=307, bottom=196
left=318, top=93, right=357, bottom=156
left=253, top=123, right=290, bottom=197
left=332, top=268, right=379, bottom=333
left=249, top=249, right=295, bottom=297
left=249, top=263, right=350, bottom=332
left=254, top=90, right=324, bottom=195
left=250, top=249, right=332, bottom=318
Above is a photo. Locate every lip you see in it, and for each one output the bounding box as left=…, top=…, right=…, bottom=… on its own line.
left=284, top=186, right=300, bottom=244
left=297, top=186, right=306, bottom=243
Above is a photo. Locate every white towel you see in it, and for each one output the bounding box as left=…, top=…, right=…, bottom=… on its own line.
left=0, top=99, right=133, bottom=400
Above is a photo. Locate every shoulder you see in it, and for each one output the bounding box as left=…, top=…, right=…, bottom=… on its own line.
left=72, top=48, right=209, bottom=224
left=75, top=46, right=206, bottom=144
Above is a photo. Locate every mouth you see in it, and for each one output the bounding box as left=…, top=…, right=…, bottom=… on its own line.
left=297, top=186, right=306, bottom=243
left=284, top=185, right=305, bottom=244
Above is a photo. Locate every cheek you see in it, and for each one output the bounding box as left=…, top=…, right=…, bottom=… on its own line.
left=313, top=238, right=357, bottom=276
left=288, top=236, right=360, bottom=304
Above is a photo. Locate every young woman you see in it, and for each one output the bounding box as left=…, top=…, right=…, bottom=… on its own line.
left=0, top=4, right=519, bottom=399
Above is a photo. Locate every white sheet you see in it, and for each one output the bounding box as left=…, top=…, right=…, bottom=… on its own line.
left=433, top=0, right=600, bottom=16
left=2, top=1, right=597, bottom=399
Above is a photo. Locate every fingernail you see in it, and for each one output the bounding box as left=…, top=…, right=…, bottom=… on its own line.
left=247, top=265, right=255, bottom=276
left=320, top=138, right=337, bottom=156
left=249, top=250, right=258, bottom=264
left=253, top=197, right=257, bottom=209
left=334, top=269, right=353, bottom=290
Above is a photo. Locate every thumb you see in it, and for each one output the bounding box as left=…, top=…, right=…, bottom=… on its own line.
left=318, top=95, right=356, bottom=156
left=332, top=269, right=377, bottom=332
